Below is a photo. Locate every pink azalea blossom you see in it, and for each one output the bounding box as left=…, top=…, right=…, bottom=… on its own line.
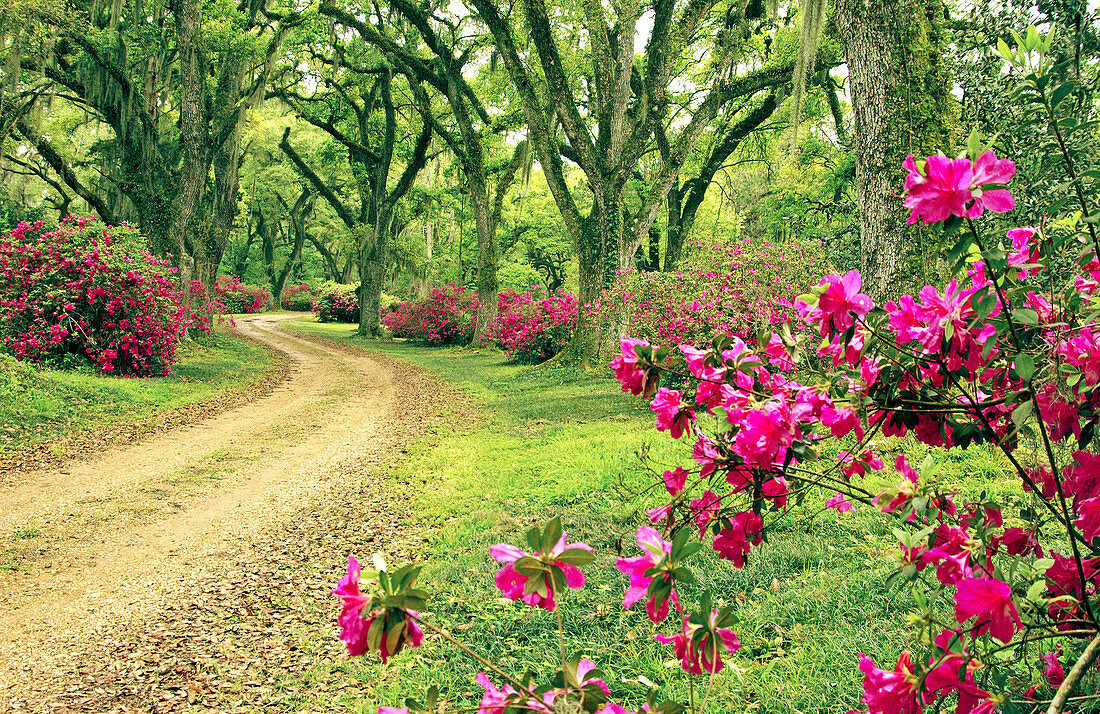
left=732, top=400, right=796, bottom=468
left=968, top=150, right=1017, bottom=216
left=655, top=611, right=741, bottom=674
left=712, top=510, right=763, bottom=568
left=662, top=466, right=689, bottom=496
left=902, top=151, right=1016, bottom=225
left=616, top=527, right=678, bottom=622
left=690, top=490, right=721, bottom=534
left=954, top=577, right=1021, bottom=642
left=332, top=556, right=375, bottom=656
left=1044, top=649, right=1065, bottom=688
left=611, top=338, right=650, bottom=395
left=826, top=492, right=855, bottom=513
left=490, top=534, right=593, bottom=612
left=651, top=388, right=695, bottom=439
left=857, top=651, right=922, bottom=714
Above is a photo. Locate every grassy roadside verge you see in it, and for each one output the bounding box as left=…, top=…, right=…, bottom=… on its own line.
left=0, top=327, right=279, bottom=466
left=287, top=319, right=1019, bottom=714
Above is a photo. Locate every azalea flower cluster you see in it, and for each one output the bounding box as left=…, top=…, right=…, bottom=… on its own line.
left=0, top=216, right=200, bottom=376
left=213, top=274, right=274, bottom=314
left=314, top=284, right=361, bottom=323
left=280, top=283, right=318, bottom=311
left=590, top=233, right=825, bottom=350
left=382, top=283, right=479, bottom=345
left=485, top=289, right=578, bottom=363
left=610, top=147, right=1100, bottom=712
left=335, top=518, right=741, bottom=714
left=331, top=555, right=424, bottom=661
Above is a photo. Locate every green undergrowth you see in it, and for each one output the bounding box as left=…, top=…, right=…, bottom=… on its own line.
left=288, top=320, right=1017, bottom=714
left=0, top=328, right=274, bottom=459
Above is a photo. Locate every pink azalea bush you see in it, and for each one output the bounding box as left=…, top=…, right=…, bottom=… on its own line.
left=314, top=285, right=360, bottom=323
left=604, top=138, right=1100, bottom=711
left=382, top=284, right=479, bottom=345
left=0, top=216, right=197, bottom=376
left=485, top=289, right=578, bottom=363
left=590, top=234, right=825, bottom=349
left=214, top=275, right=273, bottom=314
left=281, top=283, right=317, bottom=311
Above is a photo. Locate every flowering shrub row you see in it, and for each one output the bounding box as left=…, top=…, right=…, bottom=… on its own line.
left=0, top=216, right=196, bottom=376
left=214, top=275, right=273, bottom=314
left=590, top=234, right=825, bottom=349
left=314, top=284, right=361, bottom=323
left=281, top=283, right=318, bottom=311
left=382, top=284, right=478, bottom=345
left=485, top=289, right=577, bottom=363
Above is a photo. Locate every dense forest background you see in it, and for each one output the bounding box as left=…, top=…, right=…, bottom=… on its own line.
left=0, top=0, right=1096, bottom=345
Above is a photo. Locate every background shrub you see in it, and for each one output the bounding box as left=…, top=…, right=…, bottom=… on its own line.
left=281, top=283, right=317, bottom=311
left=214, top=275, right=273, bottom=314
left=382, top=284, right=478, bottom=345
left=313, top=284, right=361, bottom=323
left=591, top=234, right=826, bottom=347
left=486, top=289, right=577, bottom=363
left=0, top=216, right=192, bottom=376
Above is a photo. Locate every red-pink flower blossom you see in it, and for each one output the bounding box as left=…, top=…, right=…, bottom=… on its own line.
left=690, top=490, right=721, bottom=534
left=655, top=610, right=740, bottom=674
left=616, top=526, right=678, bottom=623
left=902, top=151, right=1015, bottom=225
left=954, top=577, right=1021, bottom=642
left=490, top=534, right=593, bottom=612
left=651, top=387, right=695, bottom=439
left=857, top=650, right=922, bottom=714
left=611, top=338, right=650, bottom=395
left=1044, top=649, right=1065, bottom=688
left=712, top=511, right=763, bottom=568
left=662, top=466, right=689, bottom=496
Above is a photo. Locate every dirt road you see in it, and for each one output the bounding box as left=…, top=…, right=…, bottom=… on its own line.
left=0, top=315, right=458, bottom=711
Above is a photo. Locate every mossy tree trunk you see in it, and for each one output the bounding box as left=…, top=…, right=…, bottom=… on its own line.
left=835, top=0, right=957, bottom=301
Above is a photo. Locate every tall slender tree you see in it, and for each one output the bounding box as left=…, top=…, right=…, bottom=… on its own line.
left=320, top=0, right=529, bottom=339
left=277, top=51, right=431, bottom=335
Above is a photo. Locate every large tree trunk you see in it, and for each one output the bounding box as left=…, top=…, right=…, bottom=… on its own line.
left=664, top=183, right=684, bottom=271
left=168, top=0, right=207, bottom=288
left=358, top=226, right=387, bottom=336
left=835, top=0, right=955, bottom=301
left=558, top=211, right=603, bottom=368
left=472, top=196, right=497, bottom=343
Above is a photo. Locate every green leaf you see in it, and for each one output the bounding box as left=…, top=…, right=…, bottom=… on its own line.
left=1015, top=354, right=1036, bottom=381
left=1050, top=81, right=1075, bottom=108
left=966, top=129, right=982, bottom=163
left=1033, top=558, right=1055, bottom=574
left=974, top=290, right=998, bottom=319
left=555, top=548, right=595, bottom=566
left=525, top=525, right=541, bottom=552
left=997, top=37, right=1013, bottom=63
left=1026, top=25, right=1041, bottom=52
left=1012, top=400, right=1034, bottom=428
left=386, top=618, right=405, bottom=656
left=672, top=566, right=696, bottom=583
left=1013, top=308, right=1039, bottom=326
left=542, top=517, right=563, bottom=551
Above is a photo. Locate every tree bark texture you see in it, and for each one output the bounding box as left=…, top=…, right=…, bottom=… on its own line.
left=834, top=0, right=956, bottom=301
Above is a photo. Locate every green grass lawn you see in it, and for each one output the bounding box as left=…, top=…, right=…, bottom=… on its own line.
left=287, top=320, right=1022, bottom=714
left=0, top=329, right=276, bottom=459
